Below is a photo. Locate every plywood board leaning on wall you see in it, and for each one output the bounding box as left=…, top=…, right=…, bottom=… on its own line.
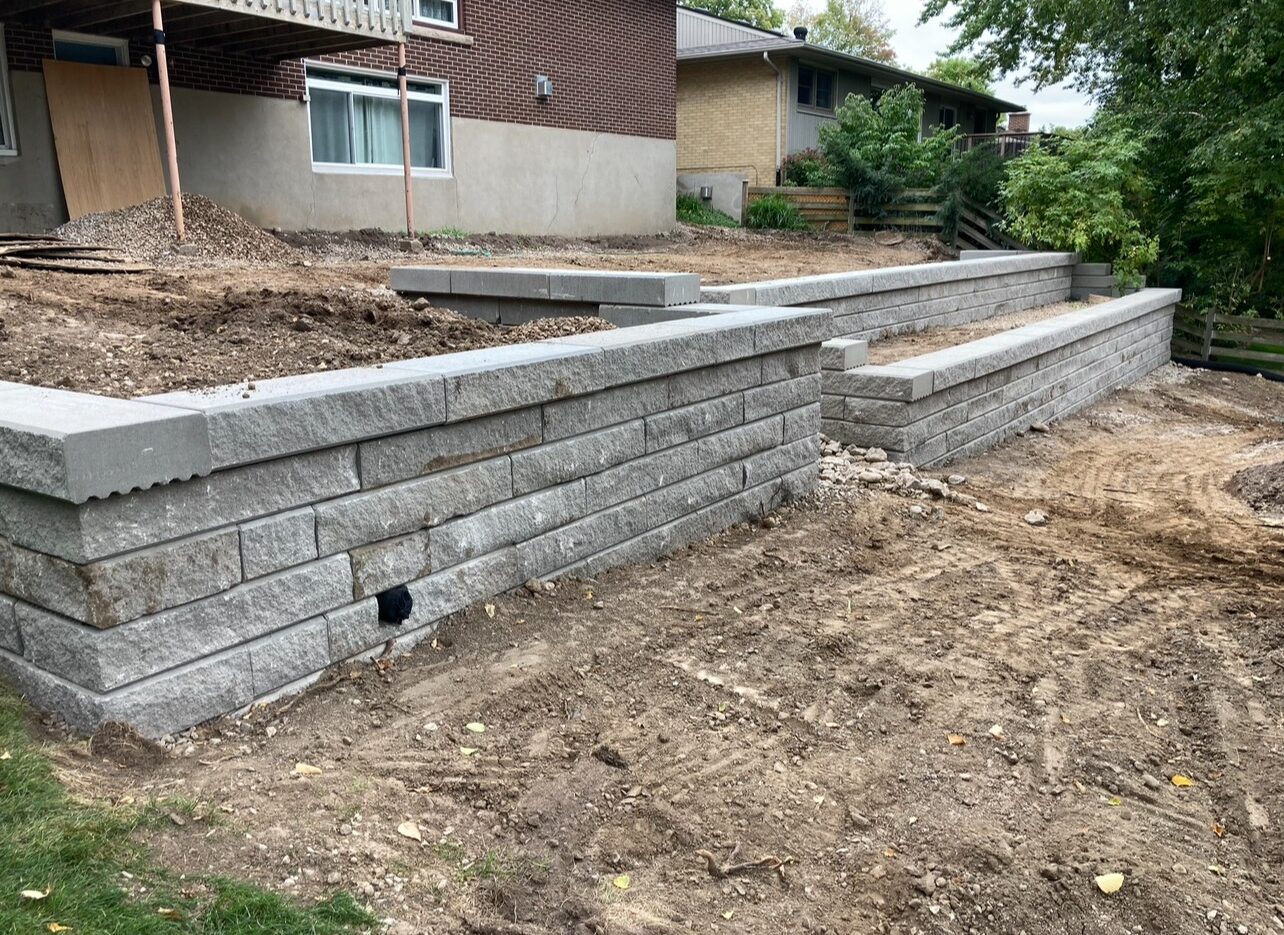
left=41, top=59, right=166, bottom=220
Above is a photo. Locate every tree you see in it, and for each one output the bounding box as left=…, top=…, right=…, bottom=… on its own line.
left=924, top=56, right=994, bottom=95
left=691, top=0, right=784, bottom=32
left=788, top=0, right=897, bottom=63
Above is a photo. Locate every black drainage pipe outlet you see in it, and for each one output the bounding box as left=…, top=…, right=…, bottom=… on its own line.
left=1172, top=356, right=1284, bottom=384
left=376, top=585, right=414, bottom=626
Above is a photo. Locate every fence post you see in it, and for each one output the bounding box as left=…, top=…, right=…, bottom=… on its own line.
left=1200, top=310, right=1216, bottom=362
left=846, top=193, right=854, bottom=234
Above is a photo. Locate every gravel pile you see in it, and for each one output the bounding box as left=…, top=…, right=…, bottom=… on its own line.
left=818, top=436, right=991, bottom=512
left=55, top=195, right=296, bottom=263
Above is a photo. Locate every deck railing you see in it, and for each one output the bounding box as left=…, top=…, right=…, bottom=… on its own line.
left=183, top=0, right=410, bottom=42
left=957, top=132, right=1046, bottom=158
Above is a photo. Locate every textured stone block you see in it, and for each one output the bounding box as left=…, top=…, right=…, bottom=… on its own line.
left=449, top=267, right=551, bottom=299
left=669, top=358, right=760, bottom=408
left=0, top=383, right=211, bottom=503
left=585, top=442, right=700, bottom=513
left=820, top=339, right=869, bottom=371
left=0, top=595, right=19, bottom=654
left=698, top=416, right=782, bottom=467
left=240, top=508, right=317, bottom=580
left=645, top=396, right=743, bottom=452
left=144, top=368, right=447, bottom=469
left=359, top=408, right=540, bottom=490
left=744, top=374, right=822, bottom=421
left=317, top=456, right=512, bottom=555
left=0, top=528, right=242, bottom=629
left=743, top=436, right=820, bottom=486
left=389, top=266, right=452, bottom=294
left=351, top=531, right=431, bottom=599
left=553, top=322, right=755, bottom=387
left=828, top=366, right=934, bottom=402
left=249, top=617, right=329, bottom=697
left=430, top=481, right=586, bottom=569
left=16, top=556, right=353, bottom=692
left=599, top=305, right=726, bottom=327
left=0, top=447, right=357, bottom=565
left=389, top=344, right=604, bottom=423
left=411, top=546, right=523, bottom=620
left=761, top=347, right=820, bottom=384
left=783, top=403, right=821, bottom=443
left=102, top=651, right=256, bottom=739
left=512, top=421, right=645, bottom=494
left=430, top=295, right=501, bottom=323
left=548, top=270, right=701, bottom=306
left=543, top=379, right=668, bottom=442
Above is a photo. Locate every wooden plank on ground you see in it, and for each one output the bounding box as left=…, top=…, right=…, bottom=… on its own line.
left=42, top=59, right=165, bottom=220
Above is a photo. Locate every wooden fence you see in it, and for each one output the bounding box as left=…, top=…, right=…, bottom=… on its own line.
left=1172, top=307, right=1284, bottom=376
left=743, top=186, right=943, bottom=234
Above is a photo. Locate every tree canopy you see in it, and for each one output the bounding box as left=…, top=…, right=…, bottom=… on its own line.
left=924, top=56, right=994, bottom=95
left=689, top=0, right=784, bottom=32
left=787, top=0, right=897, bottom=63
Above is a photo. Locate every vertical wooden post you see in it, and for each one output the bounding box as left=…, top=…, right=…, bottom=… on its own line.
left=151, top=0, right=184, bottom=241
left=397, top=42, right=415, bottom=237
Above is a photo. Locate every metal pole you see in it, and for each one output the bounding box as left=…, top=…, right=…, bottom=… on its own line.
left=398, top=42, right=414, bottom=237
left=152, top=0, right=185, bottom=241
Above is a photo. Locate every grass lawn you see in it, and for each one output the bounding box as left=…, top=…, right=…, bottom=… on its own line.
left=0, top=692, right=375, bottom=935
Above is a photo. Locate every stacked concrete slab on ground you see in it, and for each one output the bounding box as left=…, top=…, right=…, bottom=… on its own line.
left=821, top=289, right=1180, bottom=464
left=0, top=305, right=829, bottom=737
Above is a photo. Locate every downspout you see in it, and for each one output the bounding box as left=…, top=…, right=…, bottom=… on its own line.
left=762, top=52, right=781, bottom=185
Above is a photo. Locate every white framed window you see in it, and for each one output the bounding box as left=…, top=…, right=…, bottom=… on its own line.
left=51, top=29, right=130, bottom=66
left=305, top=65, right=451, bottom=177
left=413, top=0, right=458, bottom=29
left=0, top=27, right=17, bottom=157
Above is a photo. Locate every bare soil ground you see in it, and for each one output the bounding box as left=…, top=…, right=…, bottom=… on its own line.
left=37, top=366, right=1284, bottom=935
left=0, top=230, right=942, bottom=396
left=867, top=301, right=1084, bottom=365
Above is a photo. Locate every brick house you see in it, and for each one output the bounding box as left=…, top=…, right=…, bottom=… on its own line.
left=675, top=6, right=1020, bottom=214
left=0, top=0, right=676, bottom=235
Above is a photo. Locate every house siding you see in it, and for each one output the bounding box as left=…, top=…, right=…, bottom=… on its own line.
left=677, top=58, right=782, bottom=187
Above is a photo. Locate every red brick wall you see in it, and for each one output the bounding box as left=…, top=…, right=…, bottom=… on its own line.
left=3, top=0, right=676, bottom=140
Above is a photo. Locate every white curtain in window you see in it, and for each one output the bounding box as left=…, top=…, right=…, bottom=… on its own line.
left=309, top=88, right=352, bottom=164
left=352, top=94, right=403, bottom=165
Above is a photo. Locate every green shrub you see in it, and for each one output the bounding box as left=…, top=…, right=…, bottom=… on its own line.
left=745, top=195, right=809, bottom=231
left=936, top=141, right=1008, bottom=239
left=781, top=148, right=839, bottom=188
left=675, top=194, right=740, bottom=228
left=819, top=84, right=959, bottom=215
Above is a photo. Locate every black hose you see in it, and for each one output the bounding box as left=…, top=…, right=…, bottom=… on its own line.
left=1171, top=356, right=1284, bottom=383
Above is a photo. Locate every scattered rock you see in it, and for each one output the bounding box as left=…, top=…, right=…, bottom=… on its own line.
left=1025, top=510, right=1049, bottom=527
left=1031, top=422, right=1051, bottom=434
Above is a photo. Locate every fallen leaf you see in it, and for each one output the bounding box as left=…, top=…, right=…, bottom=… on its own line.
left=1208, top=864, right=1226, bottom=876
left=47, top=925, right=72, bottom=932
left=484, top=603, right=496, bottom=619
left=1060, top=712, right=1072, bottom=725
left=988, top=724, right=1006, bottom=740
left=1095, top=873, right=1125, bottom=895
left=397, top=821, right=423, bottom=842
left=20, top=888, right=50, bottom=901
left=459, top=747, right=478, bottom=756
left=947, top=734, right=967, bottom=747
left=157, top=907, right=183, bottom=919
left=1171, top=775, right=1194, bottom=788
left=1212, top=823, right=1226, bottom=838
left=1107, top=797, right=1123, bottom=807
left=721, top=910, right=734, bottom=920
left=292, top=763, right=323, bottom=777
left=465, top=723, right=486, bottom=734
left=612, top=874, right=631, bottom=890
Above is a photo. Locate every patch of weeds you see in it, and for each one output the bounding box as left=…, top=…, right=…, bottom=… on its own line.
left=432, top=843, right=547, bottom=885
left=0, top=691, right=375, bottom=935
left=427, top=227, right=470, bottom=241
left=676, top=194, right=740, bottom=228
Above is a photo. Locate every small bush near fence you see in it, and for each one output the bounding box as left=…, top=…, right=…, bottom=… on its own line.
left=782, top=148, right=839, bottom=188
left=676, top=194, right=740, bottom=228
left=746, top=194, right=809, bottom=231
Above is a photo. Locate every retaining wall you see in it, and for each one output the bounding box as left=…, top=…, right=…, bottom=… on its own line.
left=0, top=306, right=828, bottom=737
left=821, top=289, right=1179, bottom=464
left=702, top=252, right=1077, bottom=342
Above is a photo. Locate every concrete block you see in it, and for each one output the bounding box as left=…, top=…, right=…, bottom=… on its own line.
left=317, top=456, right=512, bottom=555
left=0, top=384, right=211, bottom=503
left=359, top=408, right=540, bottom=490
left=249, top=617, right=329, bottom=697
left=411, top=545, right=522, bottom=618
left=827, top=366, right=934, bottom=402
left=512, top=421, right=645, bottom=493
left=240, top=508, right=317, bottom=580
left=0, top=650, right=106, bottom=734
left=101, top=650, right=256, bottom=739
left=0, top=595, right=18, bottom=654
left=744, top=374, right=822, bottom=421
left=743, top=436, right=819, bottom=486
left=1, top=528, right=242, bottom=629
left=388, top=344, right=604, bottom=423
left=497, top=299, right=597, bottom=325
left=645, top=396, right=743, bottom=452
left=433, top=295, right=501, bottom=323
left=16, top=555, right=353, bottom=693
left=449, top=267, right=551, bottom=299
left=669, top=358, right=760, bottom=408
left=548, top=270, right=701, bottom=306
left=820, top=339, right=869, bottom=371
left=697, top=416, right=783, bottom=466
left=553, top=322, right=755, bottom=387
left=820, top=394, right=844, bottom=420
left=585, top=441, right=701, bottom=513
left=430, top=481, right=586, bottom=569
left=599, top=305, right=726, bottom=327
left=543, top=379, right=668, bottom=442
left=0, top=447, right=358, bottom=566
left=761, top=347, right=820, bottom=384
left=144, top=367, right=447, bottom=470
left=351, top=531, right=431, bottom=599
left=389, top=266, right=453, bottom=294
left=783, top=403, right=820, bottom=443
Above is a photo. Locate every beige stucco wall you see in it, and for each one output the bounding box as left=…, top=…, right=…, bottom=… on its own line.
left=0, top=79, right=676, bottom=236
left=677, top=59, right=785, bottom=187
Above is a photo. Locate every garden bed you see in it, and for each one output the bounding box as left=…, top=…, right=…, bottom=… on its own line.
left=866, top=300, right=1086, bottom=364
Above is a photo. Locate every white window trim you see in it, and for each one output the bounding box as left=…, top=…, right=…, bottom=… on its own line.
left=0, top=26, right=17, bottom=157
left=411, top=0, right=459, bottom=30
left=51, top=29, right=130, bottom=65
left=304, top=63, right=452, bottom=179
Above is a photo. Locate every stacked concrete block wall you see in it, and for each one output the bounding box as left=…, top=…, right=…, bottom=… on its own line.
left=0, top=307, right=829, bottom=738
left=822, top=289, right=1179, bottom=465
left=704, top=253, right=1078, bottom=342
left=391, top=268, right=702, bottom=325
left=959, top=251, right=1119, bottom=301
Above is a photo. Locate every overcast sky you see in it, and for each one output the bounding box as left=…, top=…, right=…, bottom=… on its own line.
left=778, top=0, right=1097, bottom=128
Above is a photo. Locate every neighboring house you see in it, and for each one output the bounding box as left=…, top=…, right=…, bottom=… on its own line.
left=676, top=6, right=1022, bottom=210
left=0, top=0, right=675, bottom=235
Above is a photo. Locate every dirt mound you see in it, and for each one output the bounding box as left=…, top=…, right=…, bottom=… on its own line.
left=1229, top=461, right=1284, bottom=517
left=55, top=194, right=296, bottom=263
